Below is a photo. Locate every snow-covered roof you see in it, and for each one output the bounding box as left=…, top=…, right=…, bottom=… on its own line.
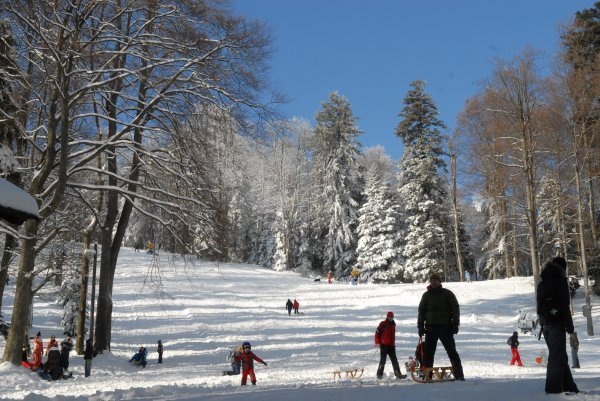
left=0, top=178, right=40, bottom=225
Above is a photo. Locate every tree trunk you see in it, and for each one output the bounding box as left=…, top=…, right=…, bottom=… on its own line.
left=1, top=219, right=39, bottom=364
left=450, top=150, right=464, bottom=282
left=76, top=225, right=93, bottom=354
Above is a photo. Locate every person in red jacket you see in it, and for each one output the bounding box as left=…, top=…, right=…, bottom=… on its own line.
left=293, top=299, right=299, bottom=314
left=31, top=332, right=43, bottom=371
left=235, top=342, right=267, bottom=385
left=375, top=311, right=406, bottom=380
left=45, top=335, right=58, bottom=356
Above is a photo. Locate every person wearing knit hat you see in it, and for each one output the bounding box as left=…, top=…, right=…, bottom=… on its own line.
left=537, top=257, right=578, bottom=394
left=374, top=311, right=406, bottom=380
left=417, top=273, right=464, bottom=380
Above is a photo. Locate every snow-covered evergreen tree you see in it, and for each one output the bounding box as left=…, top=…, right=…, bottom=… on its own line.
left=311, top=92, right=362, bottom=277
left=356, top=169, right=403, bottom=282
left=395, top=80, right=450, bottom=282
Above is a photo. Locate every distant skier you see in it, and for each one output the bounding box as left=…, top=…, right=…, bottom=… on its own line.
left=235, top=342, right=267, bottom=385
left=286, top=299, right=293, bottom=316
left=507, top=331, right=523, bottom=366
left=293, top=299, right=299, bottom=314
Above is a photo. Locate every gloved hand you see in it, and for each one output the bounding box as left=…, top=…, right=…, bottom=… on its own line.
left=263, top=361, right=268, bottom=366
left=566, top=323, right=574, bottom=335
left=451, top=324, right=459, bottom=335
left=418, top=325, right=425, bottom=337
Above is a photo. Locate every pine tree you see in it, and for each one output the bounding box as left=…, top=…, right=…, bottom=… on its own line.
left=395, top=80, right=450, bottom=282
left=311, top=92, right=362, bottom=277
left=356, top=169, right=403, bottom=282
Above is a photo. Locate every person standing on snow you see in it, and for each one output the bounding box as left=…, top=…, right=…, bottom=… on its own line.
left=374, top=311, right=406, bottom=380
left=157, top=340, right=163, bottom=364
left=293, top=299, right=299, bottom=314
left=537, top=257, right=579, bottom=394
left=417, top=273, right=465, bottom=381
left=235, top=342, right=267, bottom=385
left=84, top=339, right=93, bottom=377
left=59, top=335, right=73, bottom=371
left=328, top=271, right=333, bottom=284
left=30, top=332, right=43, bottom=370
left=286, top=299, right=293, bottom=316
left=507, top=331, right=523, bottom=366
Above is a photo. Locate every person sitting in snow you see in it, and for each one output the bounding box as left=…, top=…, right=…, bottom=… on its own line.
left=43, top=345, right=64, bottom=380
left=129, top=346, right=148, bottom=367
left=507, top=331, right=523, bottom=366
left=235, top=342, right=267, bottom=385
left=222, top=345, right=243, bottom=376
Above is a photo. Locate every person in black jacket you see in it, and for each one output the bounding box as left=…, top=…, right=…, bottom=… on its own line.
left=286, top=299, right=293, bottom=316
left=157, top=340, right=163, bottom=364
left=59, top=335, right=73, bottom=371
left=537, top=257, right=579, bottom=394
left=84, top=339, right=93, bottom=377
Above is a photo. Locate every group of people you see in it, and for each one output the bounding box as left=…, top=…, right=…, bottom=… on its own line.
left=375, top=272, right=464, bottom=381
left=222, top=341, right=267, bottom=385
left=372, top=256, right=580, bottom=395
left=285, top=299, right=300, bottom=316
left=128, top=340, right=163, bottom=367
left=23, top=333, right=74, bottom=380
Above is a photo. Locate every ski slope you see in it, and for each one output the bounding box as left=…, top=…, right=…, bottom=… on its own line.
left=1, top=248, right=599, bottom=400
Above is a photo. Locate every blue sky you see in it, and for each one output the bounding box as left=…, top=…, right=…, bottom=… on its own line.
left=232, top=0, right=593, bottom=160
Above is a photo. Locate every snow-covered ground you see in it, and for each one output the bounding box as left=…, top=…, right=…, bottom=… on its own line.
left=1, top=248, right=599, bottom=401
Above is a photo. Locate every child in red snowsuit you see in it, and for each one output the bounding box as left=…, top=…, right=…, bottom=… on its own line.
left=508, top=331, right=523, bottom=366
left=293, top=299, right=299, bottom=314
left=235, top=342, right=267, bottom=385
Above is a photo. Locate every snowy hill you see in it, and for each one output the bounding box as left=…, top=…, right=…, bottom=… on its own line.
left=1, top=248, right=599, bottom=400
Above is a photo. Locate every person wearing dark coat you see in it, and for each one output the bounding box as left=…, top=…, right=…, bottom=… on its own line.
left=286, top=299, right=293, bottom=316
left=417, top=273, right=465, bottom=381
left=374, top=311, right=406, bottom=380
left=43, top=346, right=63, bottom=380
left=157, top=340, right=163, bottom=364
left=84, top=339, right=93, bottom=377
left=537, top=257, right=579, bottom=394
left=60, top=336, right=73, bottom=371
left=508, top=331, right=523, bottom=366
